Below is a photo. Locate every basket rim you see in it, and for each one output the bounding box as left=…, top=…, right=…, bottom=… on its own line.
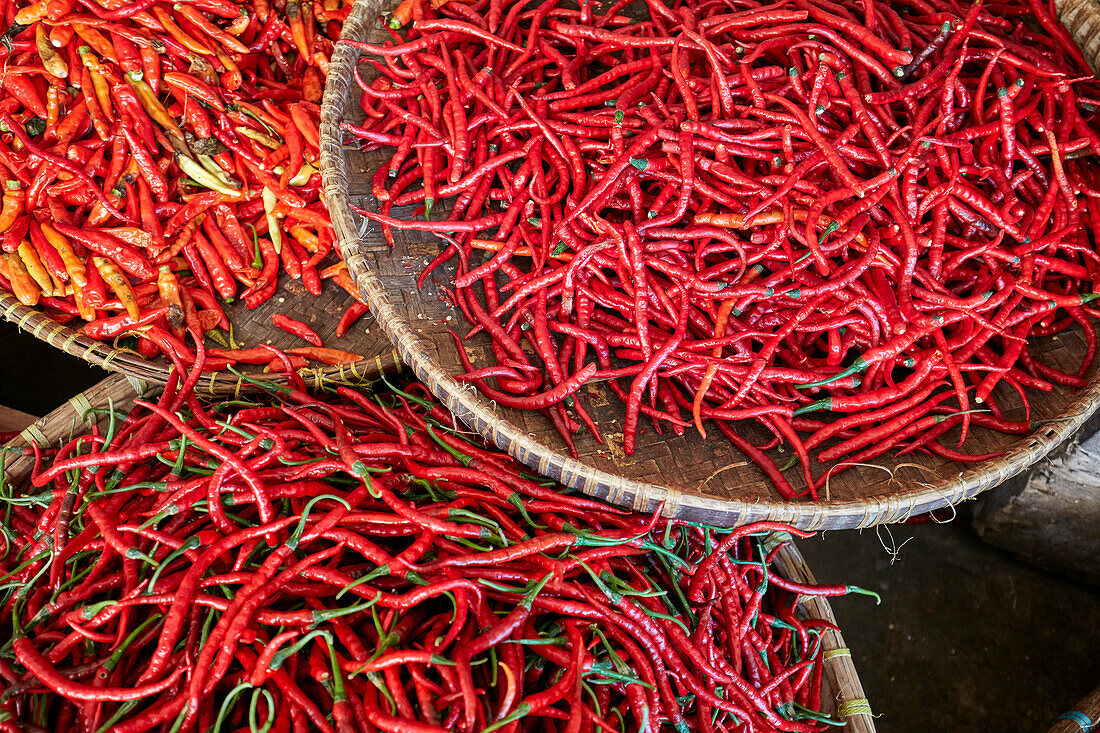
left=0, top=291, right=402, bottom=395
left=771, top=534, right=876, bottom=731
left=319, top=0, right=1100, bottom=530
left=1, top=372, right=155, bottom=488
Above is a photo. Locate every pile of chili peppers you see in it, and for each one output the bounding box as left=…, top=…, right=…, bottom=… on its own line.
left=0, top=362, right=877, bottom=732
left=344, top=0, right=1100, bottom=497
left=0, top=0, right=371, bottom=373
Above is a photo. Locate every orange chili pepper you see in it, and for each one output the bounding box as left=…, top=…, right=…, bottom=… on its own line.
left=27, top=224, right=68, bottom=287
left=286, top=1, right=310, bottom=59
left=72, top=24, right=117, bottom=60
left=162, top=71, right=225, bottom=111
left=691, top=299, right=737, bottom=439
left=0, top=182, right=25, bottom=235
left=301, top=67, right=323, bottom=103
left=1, top=252, right=41, bottom=306
left=126, top=75, right=188, bottom=152
left=287, top=225, right=320, bottom=253
left=174, top=4, right=248, bottom=51
left=49, top=24, right=75, bottom=48
left=18, top=241, right=55, bottom=296
left=13, top=0, right=48, bottom=26
left=319, top=261, right=346, bottom=280
left=152, top=5, right=213, bottom=56
left=104, top=227, right=155, bottom=251
left=288, top=104, right=320, bottom=150
left=78, top=46, right=117, bottom=121
left=327, top=266, right=361, bottom=301
left=44, top=85, right=61, bottom=133
left=389, top=0, right=420, bottom=28
left=93, top=256, right=140, bottom=320
left=301, top=0, right=317, bottom=57
left=72, top=281, right=96, bottom=321
left=39, top=222, right=87, bottom=287
left=157, top=265, right=186, bottom=336
left=225, top=10, right=250, bottom=35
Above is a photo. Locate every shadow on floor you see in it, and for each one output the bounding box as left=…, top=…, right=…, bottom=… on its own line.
left=0, top=320, right=107, bottom=417
left=800, top=521, right=1100, bottom=732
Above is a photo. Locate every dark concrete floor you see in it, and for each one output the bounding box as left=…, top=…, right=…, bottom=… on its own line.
left=801, top=522, right=1100, bottom=732
left=3, top=318, right=1099, bottom=732
left=0, top=320, right=105, bottom=416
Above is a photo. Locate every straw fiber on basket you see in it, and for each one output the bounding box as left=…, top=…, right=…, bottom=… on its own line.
left=0, top=281, right=401, bottom=396
left=1048, top=684, right=1100, bottom=733
left=321, top=0, right=1100, bottom=530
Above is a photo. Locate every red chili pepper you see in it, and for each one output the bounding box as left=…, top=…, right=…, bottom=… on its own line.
left=83, top=307, right=168, bottom=338
left=335, top=301, right=368, bottom=338
left=51, top=223, right=155, bottom=280
left=273, top=313, right=323, bottom=346
left=189, top=232, right=236, bottom=302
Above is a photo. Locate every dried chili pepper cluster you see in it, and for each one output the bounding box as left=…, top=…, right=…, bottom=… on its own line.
left=0, top=364, right=874, bottom=731
left=0, top=0, right=368, bottom=373
left=345, top=0, right=1100, bottom=498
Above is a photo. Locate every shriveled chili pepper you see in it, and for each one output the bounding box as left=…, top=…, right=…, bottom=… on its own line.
left=272, top=313, right=324, bottom=346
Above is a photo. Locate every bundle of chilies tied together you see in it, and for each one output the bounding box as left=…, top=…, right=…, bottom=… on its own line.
left=343, top=0, right=1100, bottom=498
left=0, top=0, right=372, bottom=374
left=0, top=359, right=877, bottom=732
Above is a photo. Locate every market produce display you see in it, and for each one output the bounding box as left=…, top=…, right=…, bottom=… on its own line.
left=343, top=0, right=1100, bottom=499
left=0, top=0, right=370, bottom=374
left=0, top=364, right=875, bottom=731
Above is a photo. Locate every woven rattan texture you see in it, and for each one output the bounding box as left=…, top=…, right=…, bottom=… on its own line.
left=321, top=0, right=1100, bottom=529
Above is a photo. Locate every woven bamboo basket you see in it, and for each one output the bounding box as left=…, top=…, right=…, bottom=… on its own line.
left=2, top=376, right=875, bottom=728
left=1048, top=685, right=1100, bottom=733
left=0, top=284, right=401, bottom=396
left=320, top=0, right=1100, bottom=529
left=0, top=372, right=154, bottom=487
